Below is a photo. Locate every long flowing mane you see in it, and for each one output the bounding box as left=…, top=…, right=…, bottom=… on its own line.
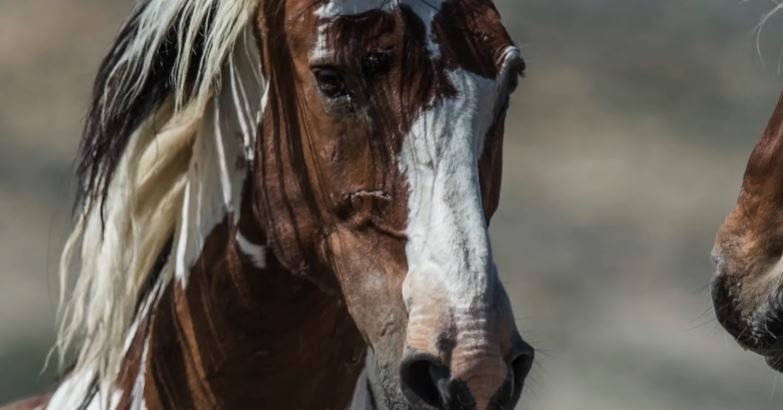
left=55, top=0, right=264, bottom=401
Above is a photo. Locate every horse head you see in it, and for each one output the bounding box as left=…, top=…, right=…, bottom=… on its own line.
left=48, top=1, right=532, bottom=409
left=256, top=1, right=531, bottom=408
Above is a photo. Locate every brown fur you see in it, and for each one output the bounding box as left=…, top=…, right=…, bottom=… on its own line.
left=714, top=91, right=783, bottom=368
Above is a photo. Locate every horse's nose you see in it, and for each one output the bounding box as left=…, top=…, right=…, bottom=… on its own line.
left=399, top=343, right=534, bottom=409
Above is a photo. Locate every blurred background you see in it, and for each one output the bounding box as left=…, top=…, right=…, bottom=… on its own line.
left=2, top=0, right=783, bottom=408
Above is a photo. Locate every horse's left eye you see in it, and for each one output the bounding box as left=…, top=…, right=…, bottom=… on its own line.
left=313, top=67, right=348, bottom=99
left=363, top=49, right=392, bottom=76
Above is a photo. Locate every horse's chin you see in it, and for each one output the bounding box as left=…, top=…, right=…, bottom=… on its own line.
left=359, top=351, right=415, bottom=410
left=753, top=307, right=783, bottom=373
left=728, top=307, right=783, bottom=373
left=712, top=273, right=783, bottom=372
left=361, top=379, right=410, bottom=410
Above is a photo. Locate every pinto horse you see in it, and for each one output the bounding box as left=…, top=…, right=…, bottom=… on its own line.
left=5, top=0, right=532, bottom=409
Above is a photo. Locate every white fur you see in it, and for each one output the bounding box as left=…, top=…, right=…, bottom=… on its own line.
left=313, top=0, right=446, bottom=60
left=312, top=0, right=389, bottom=61
left=400, top=70, right=498, bottom=312
left=236, top=231, right=267, bottom=269
left=316, top=0, right=390, bottom=19
left=396, top=51, right=519, bottom=409
left=312, top=22, right=330, bottom=61
left=129, top=339, right=150, bottom=410
left=400, top=48, right=521, bottom=313
left=108, top=0, right=258, bottom=111
left=403, top=0, right=446, bottom=57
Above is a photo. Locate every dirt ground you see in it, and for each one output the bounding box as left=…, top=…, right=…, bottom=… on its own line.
left=2, top=1, right=783, bottom=408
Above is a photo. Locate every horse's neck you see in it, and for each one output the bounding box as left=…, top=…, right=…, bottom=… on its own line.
left=119, top=202, right=365, bottom=409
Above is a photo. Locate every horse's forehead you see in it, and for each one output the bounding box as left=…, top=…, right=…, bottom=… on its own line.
left=303, top=0, right=510, bottom=75
left=314, top=0, right=445, bottom=19
left=309, top=0, right=507, bottom=40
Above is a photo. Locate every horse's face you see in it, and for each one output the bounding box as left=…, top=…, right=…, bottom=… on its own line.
left=257, top=1, right=532, bottom=408
left=713, top=96, right=783, bottom=371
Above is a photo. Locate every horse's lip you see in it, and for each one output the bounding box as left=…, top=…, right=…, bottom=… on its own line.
left=732, top=325, right=783, bottom=354
left=729, top=333, right=783, bottom=376
left=736, top=335, right=783, bottom=361
left=765, top=352, right=783, bottom=372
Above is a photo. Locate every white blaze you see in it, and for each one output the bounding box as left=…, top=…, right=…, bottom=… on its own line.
left=311, top=0, right=521, bottom=315
left=400, top=48, right=520, bottom=312
left=314, top=0, right=447, bottom=59
left=316, top=0, right=389, bottom=18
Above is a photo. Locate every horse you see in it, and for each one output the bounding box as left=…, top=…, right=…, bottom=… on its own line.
left=712, top=6, right=783, bottom=373
left=4, top=0, right=533, bottom=409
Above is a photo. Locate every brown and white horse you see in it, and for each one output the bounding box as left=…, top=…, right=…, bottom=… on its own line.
left=712, top=7, right=783, bottom=373
left=6, top=0, right=532, bottom=409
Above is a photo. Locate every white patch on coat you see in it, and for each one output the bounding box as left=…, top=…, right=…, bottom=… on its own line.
left=129, top=339, right=151, bottom=410
left=400, top=48, right=521, bottom=311
left=236, top=231, right=267, bottom=269
left=312, top=0, right=446, bottom=60
left=316, top=0, right=389, bottom=19
left=403, top=0, right=446, bottom=57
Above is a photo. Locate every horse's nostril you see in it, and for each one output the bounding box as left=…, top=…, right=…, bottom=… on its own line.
left=710, top=274, right=747, bottom=341
left=399, top=353, right=449, bottom=408
left=510, top=346, right=535, bottom=405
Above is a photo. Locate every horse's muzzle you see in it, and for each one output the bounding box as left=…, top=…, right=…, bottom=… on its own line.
left=398, top=340, right=533, bottom=410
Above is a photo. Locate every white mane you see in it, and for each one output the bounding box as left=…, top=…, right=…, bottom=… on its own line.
left=53, top=0, right=265, bottom=405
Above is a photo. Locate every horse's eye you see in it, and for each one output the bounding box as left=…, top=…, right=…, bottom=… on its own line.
left=363, top=49, right=392, bottom=76
left=313, top=67, right=348, bottom=99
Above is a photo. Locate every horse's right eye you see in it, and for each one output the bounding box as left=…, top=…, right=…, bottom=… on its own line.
left=363, top=49, right=393, bottom=77
left=313, top=67, right=348, bottom=99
